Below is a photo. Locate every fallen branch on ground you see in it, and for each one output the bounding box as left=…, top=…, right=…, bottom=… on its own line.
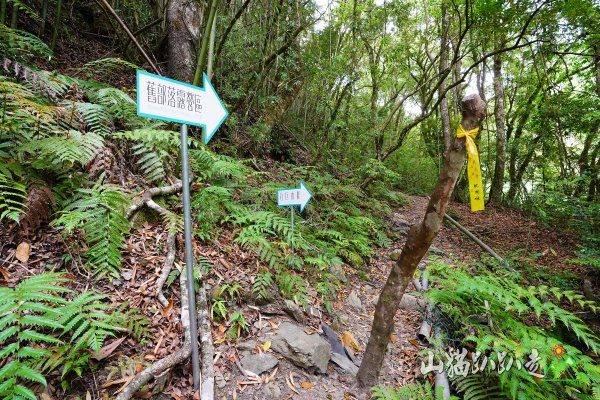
left=443, top=214, right=516, bottom=272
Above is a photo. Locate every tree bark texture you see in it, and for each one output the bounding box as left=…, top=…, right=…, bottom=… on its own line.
left=356, top=94, right=487, bottom=388
left=168, top=0, right=202, bottom=83
left=439, top=1, right=452, bottom=154
left=489, top=52, right=507, bottom=205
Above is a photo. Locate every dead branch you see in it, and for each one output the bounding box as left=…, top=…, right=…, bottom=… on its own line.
left=125, top=182, right=182, bottom=307
left=197, top=271, right=215, bottom=399
left=97, top=0, right=161, bottom=75
left=443, top=214, right=516, bottom=272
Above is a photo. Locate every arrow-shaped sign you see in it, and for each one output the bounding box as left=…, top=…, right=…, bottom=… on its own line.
left=277, top=181, right=313, bottom=212
left=136, top=70, right=228, bottom=144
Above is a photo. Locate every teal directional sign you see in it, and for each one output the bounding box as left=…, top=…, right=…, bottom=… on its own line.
left=277, top=181, right=312, bottom=212
left=136, top=70, right=228, bottom=144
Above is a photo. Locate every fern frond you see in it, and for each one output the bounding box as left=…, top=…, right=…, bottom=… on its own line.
left=19, top=130, right=105, bottom=168
left=77, top=58, right=140, bottom=81
left=0, top=24, right=51, bottom=62
left=53, top=186, right=130, bottom=278
left=0, top=172, right=26, bottom=222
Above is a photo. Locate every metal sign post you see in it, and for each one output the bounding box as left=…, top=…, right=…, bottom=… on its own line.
left=277, top=181, right=313, bottom=252
left=290, top=206, right=295, bottom=252
left=179, top=123, right=200, bottom=390
left=137, top=71, right=228, bottom=391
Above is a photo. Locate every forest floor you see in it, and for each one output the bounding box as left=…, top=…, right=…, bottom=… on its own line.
left=2, top=194, right=594, bottom=400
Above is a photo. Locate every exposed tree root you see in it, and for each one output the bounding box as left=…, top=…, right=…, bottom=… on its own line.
left=125, top=180, right=184, bottom=220
left=126, top=182, right=181, bottom=308
left=116, top=266, right=193, bottom=400
left=120, top=180, right=215, bottom=399
left=197, top=273, right=215, bottom=400
left=157, top=231, right=176, bottom=308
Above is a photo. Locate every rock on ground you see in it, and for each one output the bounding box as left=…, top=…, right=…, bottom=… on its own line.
left=282, top=299, right=306, bottom=323
left=346, top=291, right=365, bottom=313
left=262, top=382, right=281, bottom=399
left=331, top=352, right=359, bottom=377
left=240, top=353, right=279, bottom=375
left=271, top=321, right=331, bottom=374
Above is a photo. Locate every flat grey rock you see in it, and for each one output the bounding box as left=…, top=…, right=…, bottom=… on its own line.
left=271, top=321, right=331, bottom=374
left=321, top=324, right=345, bottom=356
left=331, top=352, right=359, bottom=377
left=237, top=340, right=257, bottom=351
left=262, top=382, right=281, bottom=399
left=282, top=299, right=306, bottom=323
left=240, top=353, right=278, bottom=375
left=346, top=291, right=365, bottom=312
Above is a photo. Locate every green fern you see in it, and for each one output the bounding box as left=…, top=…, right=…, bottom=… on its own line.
left=192, top=185, right=234, bottom=241
left=0, top=171, right=26, bottom=222
left=0, top=273, right=69, bottom=399
left=276, top=271, right=309, bottom=306
left=53, top=186, right=130, bottom=278
left=0, top=273, right=149, bottom=397
left=372, top=381, right=458, bottom=400
left=73, top=102, right=113, bottom=136
left=114, top=128, right=182, bottom=183
left=252, top=271, right=273, bottom=300
left=77, top=58, right=140, bottom=81
left=20, top=130, right=104, bottom=168
left=453, top=374, right=506, bottom=400
left=90, top=87, right=136, bottom=122
left=425, top=259, right=600, bottom=399
left=0, top=24, right=51, bottom=62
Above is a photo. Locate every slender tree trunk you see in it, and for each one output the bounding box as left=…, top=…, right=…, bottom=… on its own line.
left=193, top=0, right=218, bottom=85
left=206, top=7, right=217, bottom=79
left=39, top=0, right=49, bottom=36
left=216, top=0, right=252, bottom=60
left=488, top=52, right=507, bottom=205
left=98, top=0, right=161, bottom=75
left=10, top=2, right=17, bottom=28
left=0, top=0, right=6, bottom=25
left=507, top=135, right=541, bottom=203
left=439, top=2, right=452, bottom=154
left=50, top=0, right=63, bottom=51
left=356, top=94, right=487, bottom=387
left=588, top=142, right=600, bottom=201
left=168, top=0, right=202, bottom=83
left=588, top=44, right=600, bottom=200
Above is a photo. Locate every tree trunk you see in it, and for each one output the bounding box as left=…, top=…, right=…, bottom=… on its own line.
left=168, top=0, right=202, bottom=83
left=507, top=135, right=541, bottom=203
left=488, top=52, right=507, bottom=205
left=356, top=94, right=487, bottom=388
left=439, top=2, right=452, bottom=155
left=0, top=0, right=6, bottom=25
left=50, top=0, right=63, bottom=51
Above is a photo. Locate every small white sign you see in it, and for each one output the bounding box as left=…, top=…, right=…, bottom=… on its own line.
left=277, top=181, right=312, bottom=212
left=136, top=71, right=228, bottom=144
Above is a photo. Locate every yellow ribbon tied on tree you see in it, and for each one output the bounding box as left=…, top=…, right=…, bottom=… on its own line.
left=456, top=124, right=484, bottom=212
